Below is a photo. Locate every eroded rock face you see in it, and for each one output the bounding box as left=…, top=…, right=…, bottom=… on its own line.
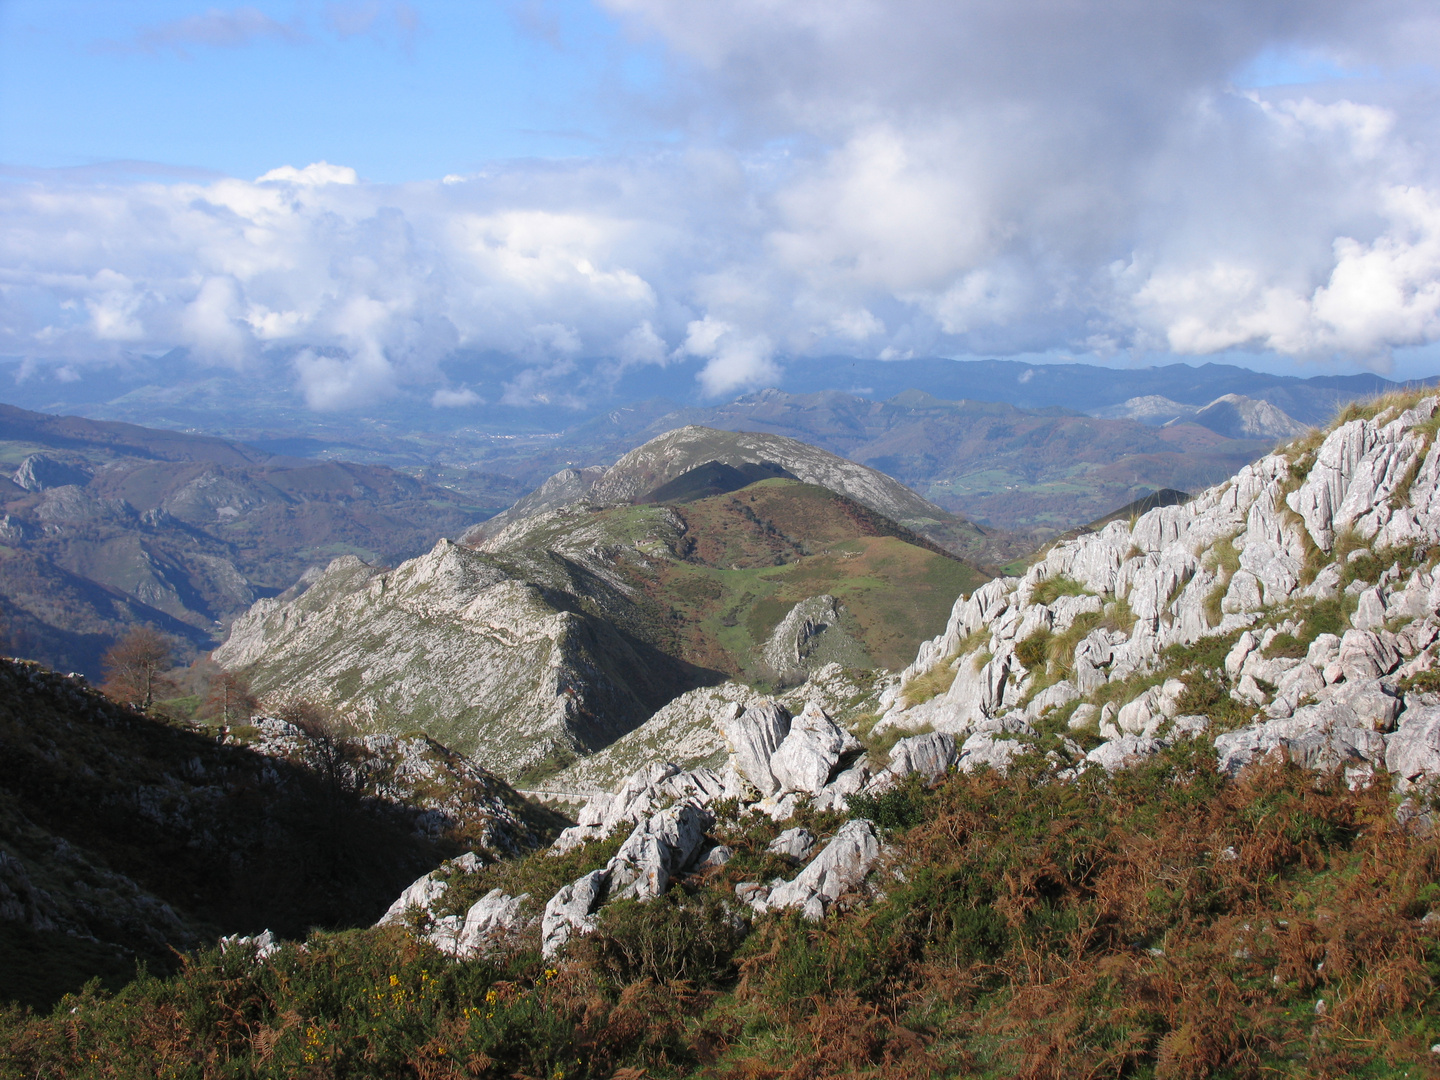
left=875, top=394, right=1440, bottom=793
left=215, top=539, right=697, bottom=775
left=719, top=701, right=793, bottom=797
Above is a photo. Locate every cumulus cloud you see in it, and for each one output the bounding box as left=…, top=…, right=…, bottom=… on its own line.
left=11, top=0, right=1440, bottom=407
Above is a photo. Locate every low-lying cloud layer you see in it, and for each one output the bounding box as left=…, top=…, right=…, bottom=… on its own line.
left=5, top=0, right=1440, bottom=406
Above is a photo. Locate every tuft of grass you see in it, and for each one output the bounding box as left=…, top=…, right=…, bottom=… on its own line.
left=1031, top=576, right=1090, bottom=607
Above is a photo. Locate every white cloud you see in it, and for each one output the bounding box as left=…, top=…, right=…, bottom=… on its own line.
left=12, top=2, right=1440, bottom=405
left=256, top=162, right=359, bottom=186
left=431, top=386, right=482, bottom=407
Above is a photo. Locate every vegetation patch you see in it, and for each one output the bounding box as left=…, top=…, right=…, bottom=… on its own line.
left=7, top=759, right=1439, bottom=1078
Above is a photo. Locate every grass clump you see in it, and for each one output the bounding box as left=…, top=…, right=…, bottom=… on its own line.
left=1030, top=575, right=1089, bottom=607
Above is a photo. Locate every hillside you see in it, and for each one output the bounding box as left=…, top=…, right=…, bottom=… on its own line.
left=217, top=474, right=984, bottom=779
left=0, top=404, right=519, bottom=676
left=466, top=423, right=1013, bottom=566
left=0, top=657, right=558, bottom=1010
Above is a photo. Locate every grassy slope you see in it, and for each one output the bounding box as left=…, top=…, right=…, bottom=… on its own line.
left=608, top=479, right=987, bottom=680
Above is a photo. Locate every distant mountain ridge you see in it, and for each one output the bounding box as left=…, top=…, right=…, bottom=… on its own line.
left=465, top=425, right=1008, bottom=564
left=0, top=404, right=519, bottom=676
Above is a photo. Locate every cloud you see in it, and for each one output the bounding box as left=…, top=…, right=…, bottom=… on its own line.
left=431, top=386, right=482, bottom=407
left=256, top=161, right=359, bottom=186
left=100, top=6, right=307, bottom=57
left=13, top=1, right=1440, bottom=408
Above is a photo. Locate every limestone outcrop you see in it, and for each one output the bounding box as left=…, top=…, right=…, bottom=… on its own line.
left=877, top=393, right=1440, bottom=795
left=214, top=539, right=696, bottom=775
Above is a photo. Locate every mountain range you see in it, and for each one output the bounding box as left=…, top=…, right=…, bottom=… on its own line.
left=216, top=427, right=987, bottom=778
left=0, top=403, right=520, bottom=676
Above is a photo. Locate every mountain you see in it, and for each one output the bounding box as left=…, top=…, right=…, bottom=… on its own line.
left=1094, top=391, right=1311, bottom=439
left=7, top=354, right=1427, bottom=539
left=216, top=468, right=986, bottom=779
left=0, top=656, right=558, bottom=1009
left=479, top=391, right=1277, bottom=538
left=0, top=404, right=520, bottom=677
left=466, top=424, right=1012, bottom=564
left=8, top=385, right=1440, bottom=1075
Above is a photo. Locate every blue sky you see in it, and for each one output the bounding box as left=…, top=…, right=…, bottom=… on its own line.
left=0, top=1, right=668, bottom=179
left=4, top=0, right=1440, bottom=409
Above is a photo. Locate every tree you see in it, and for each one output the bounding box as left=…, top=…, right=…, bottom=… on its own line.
left=200, top=670, right=258, bottom=725
left=101, top=625, right=174, bottom=708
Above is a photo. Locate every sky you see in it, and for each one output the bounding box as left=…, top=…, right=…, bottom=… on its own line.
left=3, top=0, right=1440, bottom=411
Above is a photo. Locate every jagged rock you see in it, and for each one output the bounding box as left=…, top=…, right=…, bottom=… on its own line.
left=1027, top=679, right=1080, bottom=719
left=699, top=844, right=734, bottom=868
left=1215, top=704, right=1387, bottom=776
left=376, top=853, right=484, bottom=927
left=881, top=731, right=957, bottom=785
left=542, top=802, right=714, bottom=958
left=760, top=820, right=881, bottom=919
left=718, top=701, right=792, bottom=797
left=12, top=454, right=89, bottom=492
left=541, top=868, right=609, bottom=959
left=768, top=827, right=817, bottom=862
left=814, top=760, right=873, bottom=812
left=1318, top=679, right=1401, bottom=731
left=1386, top=705, right=1440, bottom=792
left=768, top=702, right=861, bottom=796
left=1086, top=735, right=1166, bottom=772
left=757, top=595, right=868, bottom=683
left=554, top=762, right=726, bottom=853
left=1352, top=587, right=1388, bottom=630
left=1338, top=629, right=1402, bottom=683
left=430, top=889, right=530, bottom=958
left=958, top=715, right=1034, bottom=774
left=219, top=929, right=280, bottom=960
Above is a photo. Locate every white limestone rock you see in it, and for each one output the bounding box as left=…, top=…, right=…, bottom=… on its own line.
left=430, top=889, right=530, bottom=958
left=607, top=803, right=714, bottom=903
left=768, top=827, right=817, bottom=863
left=761, top=820, right=882, bottom=919
left=1386, top=705, right=1440, bottom=792
left=1086, top=735, right=1166, bottom=773
left=957, top=715, right=1035, bottom=774
left=376, top=852, right=483, bottom=927
left=541, top=867, right=609, bottom=959
left=768, top=702, right=862, bottom=796
left=718, top=700, right=792, bottom=797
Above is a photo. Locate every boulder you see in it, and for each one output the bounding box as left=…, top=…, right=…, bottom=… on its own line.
left=958, top=715, right=1034, bottom=774
left=883, top=731, right=957, bottom=784
left=768, top=702, right=861, bottom=795
left=607, top=803, right=714, bottom=902
left=1085, top=735, right=1165, bottom=772
left=718, top=701, right=792, bottom=796
left=541, top=868, right=608, bottom=959
left=761, top=820, right=882, bottom=919
left=767, top=827, right=817, bottom=863
left=431, top=889, right=529, bottom=958
left=376, top=852, right=482, bottom=926
left=1385, top=705, right=1440, bottom=791
left=1338, top=629, right=1401, bottom=683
